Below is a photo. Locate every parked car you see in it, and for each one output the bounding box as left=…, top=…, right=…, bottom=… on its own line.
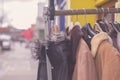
left=0, top=34, right=12, bottom=50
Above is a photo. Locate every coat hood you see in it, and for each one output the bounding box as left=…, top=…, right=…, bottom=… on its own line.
left=91, top=32, right=113, bottom=58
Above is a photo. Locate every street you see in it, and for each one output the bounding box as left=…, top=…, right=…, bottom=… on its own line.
left=0, top=42, right=38, bottom=80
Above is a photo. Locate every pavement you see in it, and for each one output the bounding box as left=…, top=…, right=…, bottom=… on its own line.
left=0, top=42, right=38, bottom=80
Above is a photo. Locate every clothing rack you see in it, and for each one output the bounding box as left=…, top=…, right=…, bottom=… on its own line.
left=42, top=1, right=120, bottom=80
left=54, top=8, right=120, bottom=16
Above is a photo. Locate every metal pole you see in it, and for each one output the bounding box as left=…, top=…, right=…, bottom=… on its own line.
left=45, top=8, right=120, bottom=16
left=43, top=7, right=52, bottom=80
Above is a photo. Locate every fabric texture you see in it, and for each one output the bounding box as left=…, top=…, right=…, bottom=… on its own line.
left=94, top=22, right=115, bottom=50
left=37, top=45, right=48, bottom=80
left=71, top=25, right=97, bottom=80
left=71, top=25, right=83, bottom=64
left=69, top=25, right=83, bottom=80
left=91, top=32, right=112, bottom=57
left=47, top=38, right=71, bottom=80
left=72, top=38, right=98, bottom=80
left=91, top=32, right=120, bottom=80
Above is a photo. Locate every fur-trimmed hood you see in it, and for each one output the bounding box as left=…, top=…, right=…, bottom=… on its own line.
left=91, top=32, right=113, bottom=58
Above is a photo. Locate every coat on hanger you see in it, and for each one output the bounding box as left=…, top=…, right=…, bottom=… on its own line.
left=94, top=22, right=119, bottom=52
left=71, top=25, right=97, bottom=80
left=91, top=32, right=120, bottom=80
left=47, top=35, right=72, bottom=80
left=37, top=44, right=48, bottom=80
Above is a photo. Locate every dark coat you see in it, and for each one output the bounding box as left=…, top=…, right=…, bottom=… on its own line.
left=47, top=38, right=71, bottom=80
left=37, top=44, right=48, bottom=80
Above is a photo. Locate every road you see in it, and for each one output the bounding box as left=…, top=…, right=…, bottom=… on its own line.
left=0, top=42, right=38, bottom=80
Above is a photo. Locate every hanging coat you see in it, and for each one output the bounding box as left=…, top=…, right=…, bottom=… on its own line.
left=72, top=38, right=98, bottom=80
left=91, top=32, right=120, bottom=80
left=71, top=25, right=97, bottom=80
left=70, top=25, right=83, bottom=79
left=37, top=44, right=48, bottom=80
left=94, top=22, right=118, bottom=50
left=47, top=37, right=72, bottom=80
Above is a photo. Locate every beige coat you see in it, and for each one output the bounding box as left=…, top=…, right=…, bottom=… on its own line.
left=72, top=38, right=97, bottom=80
left=91, top=32, right=120, bottom=80
left=94, top=22, right=119, bottom=52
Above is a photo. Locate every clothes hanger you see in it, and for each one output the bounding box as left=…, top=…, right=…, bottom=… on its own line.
left=82, top=23, right=97, bottom=49
left=75, top=12, right=81, bottom=26
left=110, top=22, right=119, bottom=33
left=82, top=23, right=96, bottom=37
left=96, top=19, right=109, bottom=32
left=112, top=9, right=120, bottom=32
left=82, top=8, right=96, bottom=37
left=81, top=9, right=97, bottom=49
left=93, top=8, right=104, bottom=33
left=106, top=8, right=120, bottom=33
left=96, top=8, right=109, bottom=33
left=116, top=22, right=120, bottom=32
left=110, top=21, right=120, bottom=33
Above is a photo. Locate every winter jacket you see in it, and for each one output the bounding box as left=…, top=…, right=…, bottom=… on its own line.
left=47, top=37, right=71, bottom=80
left=94, top=22, right=118, bottom=51
left=71, top=25, right=97, bottom=80
left=37, top=44, right=48, bottom=80
left=72, top=38, right=98, bottom=80
left=91, top=32, right=120, bottom=80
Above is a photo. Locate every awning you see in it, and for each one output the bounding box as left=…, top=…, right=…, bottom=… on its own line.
left=95, top=0, right=109, bottom=7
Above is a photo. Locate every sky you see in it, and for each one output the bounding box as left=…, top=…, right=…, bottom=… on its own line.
left=2, top=0, right=47, bottom=29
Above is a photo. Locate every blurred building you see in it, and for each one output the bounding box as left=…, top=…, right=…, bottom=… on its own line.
left=0, top=26, right=24, bottom=41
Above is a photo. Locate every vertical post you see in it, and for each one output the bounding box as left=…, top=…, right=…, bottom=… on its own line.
left=43, top=7, right=52, bottom=80
left=49, top=0, right=55, bottom=38
left=59, top=0, right=66, bottom=31
left=43, top=7, right=49, bottom=40
left=49, top=0, right=55, bottom=21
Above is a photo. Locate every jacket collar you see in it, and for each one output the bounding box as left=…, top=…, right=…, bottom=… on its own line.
left=94, top=23, right=103, bottom=32
left=91, top=32, right=113, bottom=58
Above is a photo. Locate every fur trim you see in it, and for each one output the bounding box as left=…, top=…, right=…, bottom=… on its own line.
left=91, top=32, right=112, bottom=58
left=94, top=23, right=103, bottom=32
